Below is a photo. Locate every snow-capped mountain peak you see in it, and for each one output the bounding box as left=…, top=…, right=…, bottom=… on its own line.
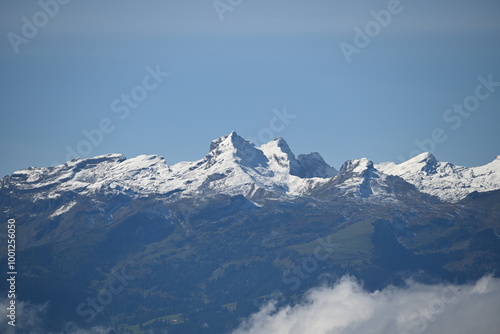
left=207, top=131, right=268, bottom=169
left=209, top=131, right=246, bottom=152
left=259, top=138, right=337, bottom=179
left=259, top=137, right=299, bottom=173
left=408, top=152, right=438, bottom=166
left=340, top=158, right=374, bottom=175
left=272, top=137, right=294, bottom=155
left=376, top=153, right=500, bottom=202
left=409, top=151, right=436, bottom=162
left=311, top=157, right=417, bottom=200
left=400, top=152, right=438, bottom=174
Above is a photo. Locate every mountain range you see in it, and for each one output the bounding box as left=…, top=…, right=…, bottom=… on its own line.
left=5, top=131, right=499, bottom=205
left=1, top=132, right=499, bottom=333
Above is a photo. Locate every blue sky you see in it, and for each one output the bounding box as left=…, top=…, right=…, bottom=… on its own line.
left=1, top=0, right=499, bottom=176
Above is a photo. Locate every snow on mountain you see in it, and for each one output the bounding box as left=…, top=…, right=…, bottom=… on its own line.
left=376, top=153, right=500, bottom=202
left=297, top=153, right=337, bottom=178
left=259, top=137, right=337, bottom=179
left=169, top=131, right=284, bottom=198
left=317, top=158, right=410, bottom=199
left=8, top=153, right=127, bottom=196
left=3, top=134, right=498, bottom=203
left=169, top=132, right=337, bottom=198
left=3, top=132, right=335, bottom=201
left=340, top=158, right=374, bottom=174
left=50, top=200, right=77, bottom=219
left=335, top=158, right=380, bottom=198
left=259, top=138, right=301, bottom=174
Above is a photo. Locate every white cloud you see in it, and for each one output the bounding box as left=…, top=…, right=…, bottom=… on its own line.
left=232, top=275, right=500, bottom=334
left=0, top=299, right=48, bottom=333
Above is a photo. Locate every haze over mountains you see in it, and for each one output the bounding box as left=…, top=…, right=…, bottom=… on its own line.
left=1, top=132, right=500, bottom=333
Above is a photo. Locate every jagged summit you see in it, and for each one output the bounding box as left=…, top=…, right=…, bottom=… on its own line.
left=340, top=158, right=374, bottom=174
left=259, top=137, right=300, bottom=174
left=206, top=131, right=268, bottom=169
left=209, top=131, right=250, bottom=152
left=273, top=137, right=292, bottom=150
left=259, top=137, right=336, bottom=179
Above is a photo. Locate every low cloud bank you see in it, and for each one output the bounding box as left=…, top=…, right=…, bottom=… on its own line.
left=232, top=275, right=500, bottom=334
